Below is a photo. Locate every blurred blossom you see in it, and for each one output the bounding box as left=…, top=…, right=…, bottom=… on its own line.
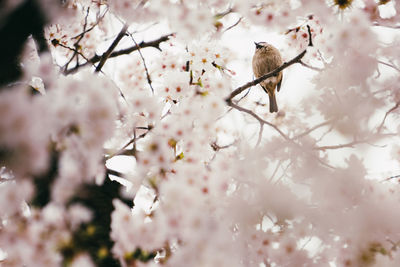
left=2, top=0, right=400, bottom=266
left=111, top=199, right=167, bottom=257
left=0, top=88, right=50, bottom=177
left=68, top=203, right=93, bottom=230
left=0, top=179, right=35, bottom=218
left=70, top=253, right=96, bottom=267
left=43, top=73, right=118, bottom=203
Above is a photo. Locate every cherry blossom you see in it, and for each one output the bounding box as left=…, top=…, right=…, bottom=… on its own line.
left=2, top=0, right=400, bottom=266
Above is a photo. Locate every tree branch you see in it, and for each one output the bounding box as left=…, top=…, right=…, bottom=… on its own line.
left=306, top=24, right=313, bottom=47
left=62, top=7, right=91, bottom=72
left=95, top=24, right=129, bottom=72
left=105, top=126, right=151, bottom=161
left=314, top=141, right=362, bottom=151
left=372, top=22, right=400, bottom=29
left=378, top=60, right=400, bottom=72
left=377, top=101, right=400, bottom=132
left=127, top=31, right=154, bottom=93
left=223, top=17, right=243, bottom=32
left=227, top=101, right=290, bottom=141
left=106, top=168, right=126, bottom=178
left=64, top=33, right=172, bottom=75
left=228, top=100, right=336, bottom=170
left=62, top=7, right=109, bottom=73
left=299, top=60, right=323, bottom=71
left=313, top=133, right=396, bottom=151
left=292, top=119, right=335, bottom=140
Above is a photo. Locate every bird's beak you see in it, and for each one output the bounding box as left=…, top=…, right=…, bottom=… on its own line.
left=254, top=42, right=262, bottom=49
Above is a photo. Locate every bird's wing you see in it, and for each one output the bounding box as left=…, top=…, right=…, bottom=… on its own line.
left=260, top=84, right=270, bottom=96
left=277, top=72, right=283, bottom=92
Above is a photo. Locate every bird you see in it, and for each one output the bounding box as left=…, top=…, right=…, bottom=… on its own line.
left=252, top=42, right=283, bottom=113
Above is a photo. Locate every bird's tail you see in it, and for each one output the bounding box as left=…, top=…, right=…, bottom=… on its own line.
left=268, top=93, right=278, bottom=113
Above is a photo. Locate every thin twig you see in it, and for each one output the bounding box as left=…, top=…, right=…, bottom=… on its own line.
left=313, top=135, right=396, bottom=150
left=314, top=141, right=361, bottom=151
left=382, top=174, right=400, bottom=182
left=223, top=17, right=243, bottom=32
left=269, top=160, right=283, bottom=183
left=106, top=168, right=126, bottom=178
left=255, top=123, right=264, bottom=147
left=95, top=24, right=129, bottom=72
left=57, top=42, right=92, bottom=64
left=71, top=7, right=108, bottom=40
left=227, top=101, right=290, bottom=141
left=306, top=25, right=313, bottom=47
left=377, top=101, right=400, bottom=132
left=215, top=7, right=234, bottom=19
left=316, top=124, right=334, bottom=143
left=317, top=49, right=328, bottom=66
left=372, top=22, right=400, bottom=29
left=292, top=119, right=334, bottom=140
left=377, top=60, right=400, bottom=72
left=127, top=31, right=154, bottom=93
left=273, top=161, right=293, bottom=185
left=299, top=60, right=323, bottom=71
left=105, top=126, right=151, bottom=160
left=211, top=141, right=234, bottom=151
left=63, top=7, right=91, bottom=72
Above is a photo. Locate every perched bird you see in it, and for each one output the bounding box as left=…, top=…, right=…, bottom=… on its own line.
left=252, top=42, right=283, bottom=113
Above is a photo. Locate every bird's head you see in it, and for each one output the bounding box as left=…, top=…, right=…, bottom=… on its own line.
left=254, top=42, right=269, bottom=50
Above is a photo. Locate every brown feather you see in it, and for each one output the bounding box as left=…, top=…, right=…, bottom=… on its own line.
left=252, top=43, right=283, bottom=113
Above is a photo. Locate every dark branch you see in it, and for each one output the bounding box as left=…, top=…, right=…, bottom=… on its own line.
left=377, top=60, right=400, bottom=72
left=106, top=168, right=126, bottom=178
left=223, top=17, right=243, bottom=32
left=64, top=33, right=172, bottom=75
left=211, top=141, right=234, bottom=151
left=58, top=42, right=92, bottom=64
left=215, top=7, right=234, bottom=19
left=105, top=126, right=151, bottom=161
left=108, top=33, right=172, bottom=55
left=62, top=7, right=91, bottom=72
left=95, top=24, right=129, bottom=72
left=377, top=101, right=400, bottom=132
left=226, top=49, right=307, bottom=102
left=306, top=24, right=313, bottom=47
left=71, top=7, right=108, bottom=40
left=382, top=174, right=400, bottom=182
